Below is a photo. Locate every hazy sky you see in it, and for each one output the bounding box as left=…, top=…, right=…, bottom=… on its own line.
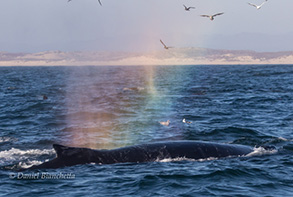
left=1, top=0, right=293, bottom=52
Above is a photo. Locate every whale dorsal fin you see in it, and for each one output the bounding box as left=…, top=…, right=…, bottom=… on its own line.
left=53, top=144, right=85, bottom=158
left=53, top=144, right=69, bottom=158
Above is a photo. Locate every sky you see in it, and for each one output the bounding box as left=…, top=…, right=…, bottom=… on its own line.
left=1, top=0, right=293, bottom=53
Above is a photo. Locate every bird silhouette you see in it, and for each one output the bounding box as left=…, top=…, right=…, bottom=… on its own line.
left=200, top=12, right=224, bottom=21
left=248, top=0, right=268, bottom=10
left=183, top=5, right=195, bottom=11
left=160, top=39, right=172, bottom=50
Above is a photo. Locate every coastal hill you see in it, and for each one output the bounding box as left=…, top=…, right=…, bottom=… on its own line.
left=1, top=48, right=293, bottom=66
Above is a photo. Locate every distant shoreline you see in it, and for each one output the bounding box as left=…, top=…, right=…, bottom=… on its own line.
left=1, top=63, right=293, bottom=67
left=1, top=48, right=293, bottom=66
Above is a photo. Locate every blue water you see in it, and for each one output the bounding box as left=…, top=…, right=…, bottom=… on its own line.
left=1, top=65, right=293, bottom=196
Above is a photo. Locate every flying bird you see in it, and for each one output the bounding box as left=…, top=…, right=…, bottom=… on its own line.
left=247, top=0, right=268, bottom=10
left=183, top=5, right=195, bottom=11
left=160, top=39, right=172, bottom=50
left=200, top=12, right=224, bottom=21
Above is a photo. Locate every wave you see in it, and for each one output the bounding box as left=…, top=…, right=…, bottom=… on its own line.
left=16, top=160, right=44, bottom=169
left=122, top=87, right=145, bottom=92
left=0, top=147, right=54, bottom=166
left=208, top=127, right=259, bottom=136
left=246, top=147, right=278, bottom=157
left=0, top=137, right=15, bottom=143
left=191, top=127, right=262, bottom=144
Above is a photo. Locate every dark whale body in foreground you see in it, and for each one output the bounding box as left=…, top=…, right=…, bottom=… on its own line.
left=26, top=141, right=256, bottom=170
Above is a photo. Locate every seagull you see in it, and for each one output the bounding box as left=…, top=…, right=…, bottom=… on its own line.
left=247, top=0, right=268, bottom=10
left=183, top=118, right=192, bottom=124
left=183, top=5, right=195, bottom=11
left=159, top=120, right=170, bottom=126
left=160, top=39, right=172, bottom=50
left=200, top=12, right=224, bottom=21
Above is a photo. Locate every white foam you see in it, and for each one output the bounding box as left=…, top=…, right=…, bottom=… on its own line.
left=246, top=147, right=278, bottom=157
left=197, top=157, right=218, bottom=162
left=123, top=87, right=145, bottom=92
left=0, top=148, right=54, bottom=165
left=0, top=137, right=14, bottom=143
left=156, top=157, right=195, bottom=163
left=278, top=137, right=289, bottom=141
left=17, top=160, right=44, bottom=169
left=156, top=148, right=278, bottom=163
left=156, top=157, right=218, bottom=163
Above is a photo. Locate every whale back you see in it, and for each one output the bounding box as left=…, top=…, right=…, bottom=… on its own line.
left=26, top=141, right=255, bottom=170
left=97, top=141, right=254, bottom=163
left=140, top=141, right=253, bottom=160
left=53, top=144, right=86, bottom=158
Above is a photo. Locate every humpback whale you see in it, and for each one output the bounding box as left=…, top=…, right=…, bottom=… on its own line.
left=24, top=141, right=259, bottom=170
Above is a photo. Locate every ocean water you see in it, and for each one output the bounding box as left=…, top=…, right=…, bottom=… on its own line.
left=1, top=64, right=293, bottom=196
